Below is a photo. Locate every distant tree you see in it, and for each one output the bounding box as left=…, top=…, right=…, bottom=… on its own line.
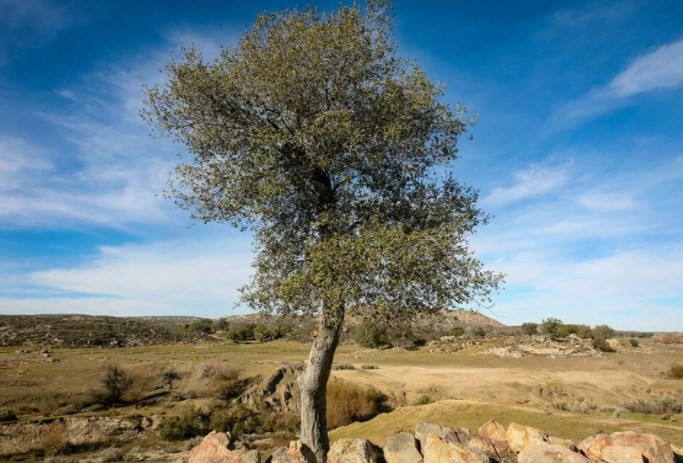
left=541, top=318, right=563, bottom=338
left=520, top=322, right=538, bottom=335
left=99, top=364, right=132, bottom=405
left=144, top=0, right=501, bottom=458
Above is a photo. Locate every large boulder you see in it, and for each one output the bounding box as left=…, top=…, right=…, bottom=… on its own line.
left=189, top=431, right=252, bottom=463
left=517, top=444, right=591, bottom=463
left=466, top=436, right=503, bottom=462
left=579, top=431, right=674, bottom=463
left=422, top=434, right=489, bottom=463
left=266, top=441, right=317, bottom=463
left=327, top=438, right=383, bottom=463
left=384, top=432, right=423, bottom=463
left=477, top=420, right=510, bottom=455
left=505, top=423, right=549, bottom=453
left=416, top=422, right=471, bottom=449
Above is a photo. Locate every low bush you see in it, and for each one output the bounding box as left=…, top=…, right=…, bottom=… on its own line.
left=668, top=363, right=683, bottom=379
left=158, top=405, right=210, bottom=441
left=541, top=318, right=563, bottom=337
left=91, top=364, right=133, bottom=406
left=354, top=323, right=389, bottom=348
left=41, top=422, right=71, bottom=456
left=0, top=406, right=17, bottom=422
left=592, top=336, right=615, bottom=352
left=227, top=323, right=256, bottom=342
left=98, top=447, right=124, bottom=462
left=551, top=397, right=598, bottom=414
left=415, top=395, right=433, bottom=405
left=448, top=326, right=465, bottom=337
left=654, top=333, right=683, bottom=345
left=213, top=367, right=250, bottom=401
left=361, top=364, right=379, bottom=370
left=621, top=397, right=683, bottom=415
left=333, top=363, right=356, bottom=370
left=253, top=323, right=283, bottom=342
left=183, top=319, right=213, bottom=334
left=471, top=326, right=486, bottom=338
left=520, top=323, right=538, bottom=335
left=326, top=378, right=388, bottom=428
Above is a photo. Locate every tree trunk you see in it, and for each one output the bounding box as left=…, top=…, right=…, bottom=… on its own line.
left=298, top=312, right=344, bottom=462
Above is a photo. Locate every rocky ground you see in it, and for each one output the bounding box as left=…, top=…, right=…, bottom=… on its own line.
left=186, top=418, right=683, bottom=463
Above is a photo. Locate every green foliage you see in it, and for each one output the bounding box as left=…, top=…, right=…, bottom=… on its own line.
left=416, top=395, right=433, bottom=405
left=93, top=364, right=133, bottom=406
left=212, top=318, right=230, bottom=332
left=448, top=326, right=465, bottom=337
left=253, top=323, right=284, bottom=342
left=541, top=318, right=563, bottom=337
left=158, top=405, right=210, bottom=440
left=592, top=324, right=615, bottom=340
left=555, top=323, right=591, bottom=339
left=183, top=319, right=213, bottom=334
left=0, top=406, right=17, bottom=422
left=471, top=326, right=486, bottom=338
left=354, top=322, right=390, bottom=348
left=227, top=323, right=256, bottom=342
left=520, top=323, right=538, bottom=335
left=144, top=0, right=502, bottom=323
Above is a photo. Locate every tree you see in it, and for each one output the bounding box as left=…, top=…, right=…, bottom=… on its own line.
left=143, top=1, right=501, bottom=459
left=520, top=322, right=538, bottom=335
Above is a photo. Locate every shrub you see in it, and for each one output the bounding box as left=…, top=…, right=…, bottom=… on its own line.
left=0, top=407, right=17, bottom=422
left=668, top=363, right=683, bottom=379
left=41, top=422, right=71, bottom=455
left=253, top=323, right=283, bottom=342
left=448, top=326, right=465, bottom=337
left=93, top=364, right=133, bottom=406
left=592, top=336, right=615, bottom=352
left=214, top=367, right=249, bottom=401
left=575, top=325, right=593, bottom=339
left=555, top=324, right=592, bottom=339
left=333, top=363, right=356, bottom=370
left=163, top=370, right=181, bottom=390
left=654, top=333, right=683, bottom=345
left=227, top=323, right=256, bottom=342
left=415, top=395, right=433, bottom=405
left=520, top=323, right=538, bottom=335
left=184, top=319, right=213, bottom=334
left=471, top=326, right=486, bottom=338
left=622, top=397, right=683, bottom=415
left=212, top=318, right=230, bottom=332
left=629, top=338, right=640, bottom=348
left=98, top=447, right=125, bottom=462
left=158, top=405, right=210, bottom=440
left=361, top=364, right=379, bottom=370
left=541, top=318, right=563, bottom=337
left=326, top=378, right=388, bottom=428
left=354, top=323, right=389, bottom=348
left=209, top=403, right=299, bottom=438
left=592, top=324, right=615, bottom=340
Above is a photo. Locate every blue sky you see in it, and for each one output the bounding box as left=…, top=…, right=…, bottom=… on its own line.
left=1, top=0, right=682, bottom=330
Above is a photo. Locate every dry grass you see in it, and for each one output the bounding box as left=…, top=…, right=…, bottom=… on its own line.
left=326, top=378, right=387, bottom=429
left=668, top=363, right=683, bottom=379
left=41, top=422, right=71, bottom=455
left=654, top=333, right=683, bottom=345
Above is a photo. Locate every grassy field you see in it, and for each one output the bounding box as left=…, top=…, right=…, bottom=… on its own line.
left=1, top=337, right=682, bottom=460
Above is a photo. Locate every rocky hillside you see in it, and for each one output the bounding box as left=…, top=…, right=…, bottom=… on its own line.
left=0, top=314, right=206, bottom=347
left=188, top=419, right=682, bottom=463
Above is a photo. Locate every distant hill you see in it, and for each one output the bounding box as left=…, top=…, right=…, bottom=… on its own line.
left=0, top=309, right=505, bottom=348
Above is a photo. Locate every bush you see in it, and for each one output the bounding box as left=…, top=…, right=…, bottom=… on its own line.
left=213, top=367, right=250, bottom=401
left=592, top=324, right=615, bottom=340
left=354, top=323, right=389, bottom=348
left=227, top=323, right=256, bottom=342
left=210, top=403, right=299, bottom=438
left=184, top=319, right=213, bottom=334
left=253, top=323, right=283, bottom=342
left=629, top=338, right=640, bottom=348
left=326, top=378, right=388, bottom=429
left=622, top=397, right=683, bottom=415
left=41, top=422, right=71, bottom=455
left=415, top=395, right=433, bottom=405
left=333, top=363, right=356, bottom=370
left=520, top=323, right=538, bottom=335
left=668, top=364, right=683, bottom=379
left=0, top=407, right=17, bottom=422
left=163, top=370, right=181, bottom=390
left=361, top=364, right=379, bottom=370
left=98, top=447, right=124, bottom=462
left=541, top=318, right=563, bottom=337
left=448, top=326, right=465, bottom=337
left=93, top=364, right=133, bottom=406
left=555, top=324, right=592, bottom=339
left=212, top=318, right=230, bottom=332
left=592, top=336, right=615, bottom=352
left=471, top=326, right=486, bottom=338
left=158, top=405, right=210, bottom=440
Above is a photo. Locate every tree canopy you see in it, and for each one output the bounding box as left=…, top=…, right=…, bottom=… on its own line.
left=144, top=0, right=502, bottom=324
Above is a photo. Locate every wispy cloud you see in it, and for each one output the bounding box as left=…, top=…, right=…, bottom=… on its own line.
left=483, top=163, right=571, bottom=206
left=556, top=38, right=683, bottom=124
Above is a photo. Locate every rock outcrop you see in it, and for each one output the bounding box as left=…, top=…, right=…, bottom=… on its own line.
left=187, top=421, right=680, bottom=463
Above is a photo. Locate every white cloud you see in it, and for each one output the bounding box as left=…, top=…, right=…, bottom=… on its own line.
left=483, top=163, right=570, bottom=206
left=610, top=39, right=683, bottom=96
left=1, top=233, right=255, bottom=317
left=556, top=38, right=683, bottom=124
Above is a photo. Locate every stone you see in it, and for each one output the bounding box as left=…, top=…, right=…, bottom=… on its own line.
left=327, top=438, right=383, bottom=463
left=517, top=444, right=591, bottom=463
left=234, top=449, right=261, bottom=463
left=505, top=423, right=549, bottom=453
left=466, top=436, right=500, bottom=461
left=188, top=431, right=245, bottom=463
left=415, top=422, right=471, bottom=449
left=422, top=434, right=489, bottom=463
left=384, top=432, right=423, bottom=463
left=477, top=420, right=509, bottom=454
left=579, top=431, right=674, bottom=463
left=266, top=441, right=317, bottom=463
left=547, top=436, right=579, bottom=452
